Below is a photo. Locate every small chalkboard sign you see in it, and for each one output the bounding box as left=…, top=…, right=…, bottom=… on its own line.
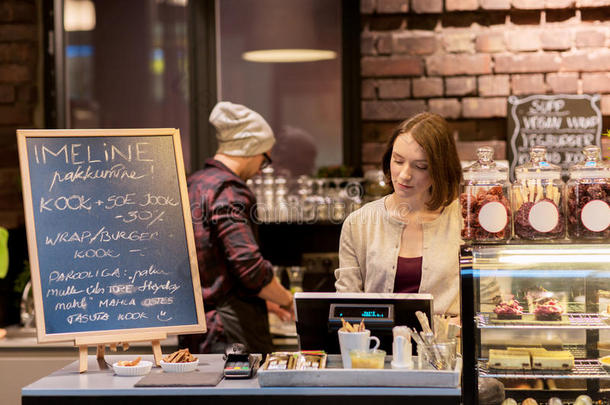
left=17, top=129, right=206, bottom=346
left=507, top=94, right=602, bottom=180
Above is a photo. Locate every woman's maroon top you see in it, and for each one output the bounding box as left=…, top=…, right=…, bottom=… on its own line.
left=393, top=256, right=422, bottom=293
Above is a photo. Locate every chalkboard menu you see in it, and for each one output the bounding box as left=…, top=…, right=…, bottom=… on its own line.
left=507, top=94, right=602, bottom=179
left=17, top=129, right=206, bottom=343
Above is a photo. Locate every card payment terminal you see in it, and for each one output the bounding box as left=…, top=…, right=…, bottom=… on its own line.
left=223, top=353, right=258, bottom=379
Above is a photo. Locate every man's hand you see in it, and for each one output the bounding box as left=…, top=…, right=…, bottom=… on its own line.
left=279, top=295, right=295, bottom=320
left=258, top=277, right=295, bottom=320
left=266, top=301, right=294, bottom=322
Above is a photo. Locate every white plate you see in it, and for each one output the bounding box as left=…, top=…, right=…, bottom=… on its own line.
left=160, top=358, right=199, bottom=373
left=112, top=360, right=153, bottom=376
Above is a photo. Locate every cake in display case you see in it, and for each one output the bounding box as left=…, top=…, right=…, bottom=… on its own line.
left=460, top=243, right=610, bottom=404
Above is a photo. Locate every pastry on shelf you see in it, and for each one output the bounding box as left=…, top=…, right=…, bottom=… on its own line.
left=493, top=299, right=524, bottom=320
left=599, top=289, right=610, bottom=300
left=573, top=395, right=593, bottom=405
left=531, top=350, right=574, bottom=370
left=546, top=378, right=586, bottom=390
left=507, top=347, right=547, bottom=355
left=499, top=380, right=529, bottom=390
left=499, top=378, right=543, bottom=390
left=488, top=349, right=531, bottom=370
left=534, top=299, right=564, bottom=321
left=524, top=286, right=554, bottom=312
left=529, top=379, right=544, bottom=390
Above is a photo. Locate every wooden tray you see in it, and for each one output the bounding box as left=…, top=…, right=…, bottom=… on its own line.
left=257, top=355, right=461, bottom=387
left=490, top=313, right=569, bottom=326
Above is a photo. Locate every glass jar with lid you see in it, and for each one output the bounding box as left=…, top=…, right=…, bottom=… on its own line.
left=363, top=169, right=391, bottom=202
left=460, top=146, right=511, bottom=242
left=512, top=145, right=565, bottom=240
left=566, top=145, right=610, bottom=240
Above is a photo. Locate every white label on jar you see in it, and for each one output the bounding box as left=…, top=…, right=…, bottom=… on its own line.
left=581, top=200, right=610, bottom=232
left=478, top=201, right=508, bottom=233
left=528, top=200, right=559, bottom=233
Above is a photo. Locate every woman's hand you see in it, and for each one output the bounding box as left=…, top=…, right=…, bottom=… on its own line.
left=448, top=316, right=461, bottom=337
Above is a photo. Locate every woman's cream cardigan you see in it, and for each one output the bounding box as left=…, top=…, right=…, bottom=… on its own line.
left=334, top=196, right=462, bottom=316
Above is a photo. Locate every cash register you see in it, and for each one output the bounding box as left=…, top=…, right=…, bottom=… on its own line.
left=294, top=292, right=433, bottom=354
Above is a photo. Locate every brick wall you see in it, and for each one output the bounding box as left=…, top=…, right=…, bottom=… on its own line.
left=0, top=0, right=39, bottom=229
left=360, top=0, right=610, bottom=168
left=2, top=2, right=610, bottom=222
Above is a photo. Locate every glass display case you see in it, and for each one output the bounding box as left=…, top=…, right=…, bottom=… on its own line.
left=461, top=243, right=610, bottom=404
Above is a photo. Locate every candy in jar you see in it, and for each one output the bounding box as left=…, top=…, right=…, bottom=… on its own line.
left=566, top=145, right=610, bottom=240
left=512, top=146, right=565, bottom=240
left=460, top=146, right=511, bottom=242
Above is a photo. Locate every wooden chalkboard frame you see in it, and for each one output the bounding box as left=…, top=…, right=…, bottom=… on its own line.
left=17, top=128, right=206, bottom=345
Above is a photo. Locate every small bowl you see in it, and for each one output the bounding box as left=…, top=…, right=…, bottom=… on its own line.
left=112, top=360, right=153, bottom=376
left=349, top=349, right=386, bottom=369
left=599, top=355, right=610, bottom=371
left=160, top=358, right=199, bottom=373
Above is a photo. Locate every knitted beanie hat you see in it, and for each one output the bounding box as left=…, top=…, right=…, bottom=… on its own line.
left=210, top=101, right=275, bottom=157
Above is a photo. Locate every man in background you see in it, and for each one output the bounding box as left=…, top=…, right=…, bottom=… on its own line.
left=183, top=101, right=293, bottom=354
left=271, top=125, right=317, bottom=177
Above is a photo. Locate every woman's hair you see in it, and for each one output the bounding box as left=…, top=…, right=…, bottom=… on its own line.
left=381, top=112, right=463, bottom=211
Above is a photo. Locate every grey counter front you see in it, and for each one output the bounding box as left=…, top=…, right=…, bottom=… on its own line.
left=22, top=354, right=461, bottom=405
left=1, top=328, right=178, bottom=405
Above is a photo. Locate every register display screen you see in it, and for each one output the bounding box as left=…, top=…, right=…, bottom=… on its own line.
left=331, top=305, right=391, bottom=319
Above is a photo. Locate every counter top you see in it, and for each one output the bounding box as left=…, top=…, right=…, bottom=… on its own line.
left=22, top=354, right=461, bottom=398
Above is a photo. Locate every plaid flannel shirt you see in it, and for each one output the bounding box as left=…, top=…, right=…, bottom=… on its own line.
left=188, top=158, right=273, bottom=309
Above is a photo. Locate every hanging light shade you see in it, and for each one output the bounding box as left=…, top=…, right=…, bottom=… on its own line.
left=236, top=0, right=338, bottom=63
left=242, top=49, right=337, bottom=63
left=64, top=0, right=96, bottom=32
